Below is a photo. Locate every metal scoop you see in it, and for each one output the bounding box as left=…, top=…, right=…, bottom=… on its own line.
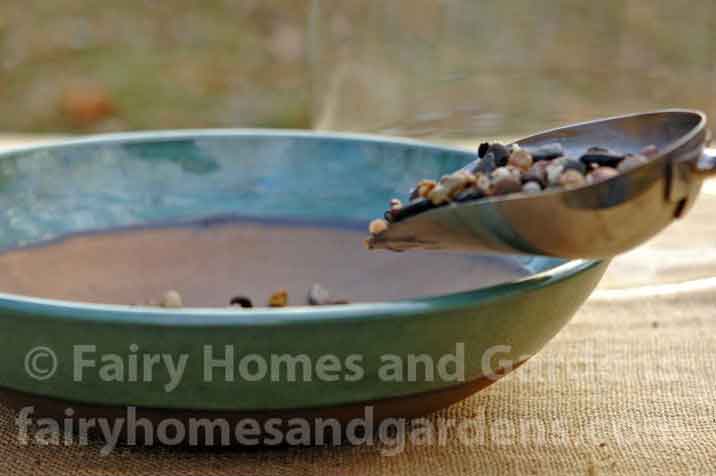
left=369, top=110, right=716, bottom=258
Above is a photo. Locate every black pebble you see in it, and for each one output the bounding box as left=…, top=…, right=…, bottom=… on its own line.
left=486, top=143, right=510, bottom=167
left=477, top=142, right=490, bottom=158
left=524, top=143, right=564, bottom=161
left=389, top=198, right=434, bottom=222
left=230, top=296, right=253, bottom=308
left=579, top=150, right=624, bottom=168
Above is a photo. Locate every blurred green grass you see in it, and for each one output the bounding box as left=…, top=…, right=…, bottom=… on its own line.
left=1, top=1, right=715, bottom=137
left=0, top=1, right=310, bottom=133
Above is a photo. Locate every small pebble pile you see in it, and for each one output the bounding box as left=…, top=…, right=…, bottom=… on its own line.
left=368, top=141, right=658, bottom=237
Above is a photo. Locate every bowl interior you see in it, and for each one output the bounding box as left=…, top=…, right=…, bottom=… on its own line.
left=0, top=131, right=564, bottom=307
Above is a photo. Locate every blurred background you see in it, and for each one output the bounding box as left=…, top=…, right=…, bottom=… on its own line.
left=0, top=0, right=714, bottom=139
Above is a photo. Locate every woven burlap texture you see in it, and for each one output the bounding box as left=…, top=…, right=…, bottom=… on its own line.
left=0, top=287, right=714, bottom=476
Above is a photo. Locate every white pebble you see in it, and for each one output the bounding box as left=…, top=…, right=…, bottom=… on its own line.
left=160, top=290, right=183, bottom=308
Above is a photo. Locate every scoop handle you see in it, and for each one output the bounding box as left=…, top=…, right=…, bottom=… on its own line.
left=693, top=147, right=716, bottom=177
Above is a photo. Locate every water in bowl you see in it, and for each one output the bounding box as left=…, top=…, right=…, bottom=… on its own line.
left=0, top=217, right=530, bottom=307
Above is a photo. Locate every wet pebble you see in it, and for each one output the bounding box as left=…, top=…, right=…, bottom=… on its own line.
left=307, top=283, right=349, bottom=306
left=369, top=218, right=389, bottom=235
left=368, top=218, right=388, bottom=235
left=229, top=296, right=253, bottom=308
left=159, top=290, right=183, bottom=308
left=268, top=289, right=288, bottom=307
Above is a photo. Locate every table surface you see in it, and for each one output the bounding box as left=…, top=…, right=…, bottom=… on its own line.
left=0, top=136, right=714, bottom=475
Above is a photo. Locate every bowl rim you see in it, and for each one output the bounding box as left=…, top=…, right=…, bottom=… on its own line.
left=0, top=129, right=603, bottom=327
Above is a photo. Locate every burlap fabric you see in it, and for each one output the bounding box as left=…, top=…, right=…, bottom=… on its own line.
left=0, top=138, right=713, bottom=475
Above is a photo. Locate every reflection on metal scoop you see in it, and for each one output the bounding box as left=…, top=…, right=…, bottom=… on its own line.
left=369, top=110, right=716, bottom=259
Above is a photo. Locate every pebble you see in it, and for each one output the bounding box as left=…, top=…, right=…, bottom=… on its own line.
left=409, top=179, right=437, bottom=201
left=508, top=148, right=533, bottom=172
left=559, top=169, right=586, bottom=188
left=268, top=290, right=288, bottom=307
left=524, top=142, right=564, bottom=161
left=477, top=142, right=490, bottom=158
left=382, top=142, right=659, bottom=229
left=493, top=176, right=522, bottom=195
left=491, top=165, right=521, bottom=183
left=369, top=218, right=389, bottom=235
left=523, top=161, right=548, bottom=186
left=617, top=154, right=649, bottom=173
left=229, top=296, right=253, bottom=308
left=561, top=157, right=587, bottom=175
left=586, top=166, right=619, bottom=184
left=546, top=162, right=565, bottom=187
left=580, top=147, right=625, bottom=168
left=521, top=181, right=542, bottom=193
left=159, top=290, right=183, bottom=308
left=427, top=184, right=451, bottom=205
left=307, top=283, right=349, bottom=306
left=485, top=143, right=510, bottom=167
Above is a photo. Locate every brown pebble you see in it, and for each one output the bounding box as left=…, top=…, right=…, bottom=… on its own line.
left=508, top=148, right=533, bottom=172
left=410, top=179, right=437, bottom=201
left=369, top=218, right=389, bottom=235
left=268, top=290, right=288, bottom=307
left=492, top=176, right=522, bottom=195
left=427, top=184, right=450, bottom=205
left=587, top=166, right=619, bottom=184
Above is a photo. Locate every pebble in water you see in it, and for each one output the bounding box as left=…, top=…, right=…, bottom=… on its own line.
left=268, top=290, right=288, bottom=307
left=229, top=296, right=253, bottom=308
left=307, top=283, right=349, bottom=306
left=160, top=290, right=183, bottom=308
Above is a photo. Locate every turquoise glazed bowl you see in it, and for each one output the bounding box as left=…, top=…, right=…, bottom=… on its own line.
left=0, top=131, right=607, bottom=441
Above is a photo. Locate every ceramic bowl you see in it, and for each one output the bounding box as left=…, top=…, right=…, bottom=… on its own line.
left=0, top=131, right=607, bottom=442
